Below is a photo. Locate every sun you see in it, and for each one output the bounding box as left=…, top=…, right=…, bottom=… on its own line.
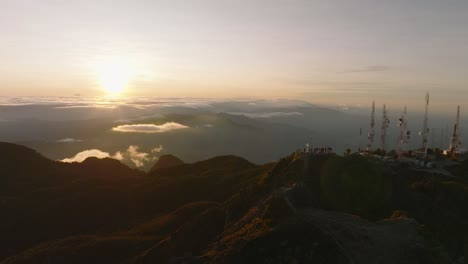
left=97, top=61, right=134, bottom=96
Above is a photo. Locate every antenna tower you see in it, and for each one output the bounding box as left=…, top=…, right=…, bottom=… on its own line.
left=367, top=101, right=375, bottom=151
left=397, top=106, right=410, bottom=154
left=420, top=92, right=430, bottom=158
left=449, top=105, right=462, bottom=155
left=380, top=104, right=390, bottom=151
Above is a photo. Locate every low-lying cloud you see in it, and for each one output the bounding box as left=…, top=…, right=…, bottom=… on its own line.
left=54, top=105, right=116, bottom=109
left=112, top=122, right=189, bottom=133
left=227, top=112, right=303, bottom=119
left=56, top=138, right=83, bottom=143
left=152, top=145, right=164, bottom=153
left=61, top=145, right=164, bottom=168
left=61, top=149, right=112, bottom=163
left=339, top=65, right=391, bottom=74
left=114, top=145, right=150, bottom=167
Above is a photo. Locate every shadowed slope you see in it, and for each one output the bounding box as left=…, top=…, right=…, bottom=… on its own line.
left=150, top=154, right=184, bottom=172
left=2, top=144, right=468, bottom=263
left=0, top=143, right=271, bottom=262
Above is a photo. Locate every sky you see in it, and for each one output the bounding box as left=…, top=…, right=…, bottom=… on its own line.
left=1, top=0, right=468, bottom=113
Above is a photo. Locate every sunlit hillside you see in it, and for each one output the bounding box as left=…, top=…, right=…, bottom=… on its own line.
left=1, top=142, right=467, bottom=263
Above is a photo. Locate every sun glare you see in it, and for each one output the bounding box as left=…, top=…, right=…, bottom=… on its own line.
left=97, top=60, right=134, bottom=96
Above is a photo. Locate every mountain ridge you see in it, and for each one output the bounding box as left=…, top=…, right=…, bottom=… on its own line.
left=1, top=143, right=467, bottom=263
left=150, top=154, right=184, bottom=172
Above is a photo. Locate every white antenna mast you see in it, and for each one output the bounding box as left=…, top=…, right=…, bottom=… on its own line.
left=367, top=101, right=375, bottom=151
left=380, top=104, right=390, bottom=151
left=449, top=105, right=462, bottom=155
left=397, top=106, right=409, bottom=155
left=420, top=92, right=430, bottom=158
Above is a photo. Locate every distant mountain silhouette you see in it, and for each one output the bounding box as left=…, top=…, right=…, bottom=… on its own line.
left=150, top=154, right=184, bottom=171
left=1, top=142, right=468, bottom=263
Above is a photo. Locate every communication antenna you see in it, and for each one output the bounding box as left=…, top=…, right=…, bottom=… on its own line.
left=449, top=105, right=462, bottom=155
left=419, top=92, right=430, bottom=158
left=397, top=106, right=410, bottom=154
left=380, top=104, right=390, bottom=151
left=367, top=101, right=375, bottom=151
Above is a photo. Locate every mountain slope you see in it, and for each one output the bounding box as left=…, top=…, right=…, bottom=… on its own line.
left=0, top=143, right=272, bottom=262
left=1, top=143, right=468, bottom=263
left=150, top=154, right=184, bottom=171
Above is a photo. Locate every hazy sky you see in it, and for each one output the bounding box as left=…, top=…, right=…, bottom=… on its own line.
left=1, top=0, right=468, bottom=112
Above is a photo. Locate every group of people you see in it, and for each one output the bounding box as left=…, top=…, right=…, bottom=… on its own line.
left=296, top=146, right=333, bottom=155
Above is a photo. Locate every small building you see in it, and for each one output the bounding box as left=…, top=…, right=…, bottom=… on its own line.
left=443, top=148, right=467, bottom=155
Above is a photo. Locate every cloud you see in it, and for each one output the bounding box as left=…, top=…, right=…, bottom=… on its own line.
left=113, top=151, right=124, bottom=161
left=113, top=145, right=161, bottom=167
left=61, top=149, right=111, bottom=163
left=113, top=119, right=132, bottom=124
left=112, top=122, right=189, bottom=133
left=339, top=65, right=391, bottom=74
left=54, top=105, right=116, bottom=109
left=227, top=112, right=303, bottom=119
left=0, top=97, right=218, bottom=109
left=283, top=79, right=386, bottom=88
left=56, top=138, right=83, bottom=143
left=152, top=145, right=164, bottom=153
left=126, top=145, right=149, bottom=167
left=61, top=145, right=163, bottom=168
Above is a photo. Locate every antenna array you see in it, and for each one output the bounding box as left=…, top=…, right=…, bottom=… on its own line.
left=420, top=92, right=430, bottom=158
left=380, top=104, right=390, bottom=151
left=397, top=106, right=410, bottom=154
left=367, top=101, right=375, bottom=151
left=449, top=106, right=462, bottom=155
